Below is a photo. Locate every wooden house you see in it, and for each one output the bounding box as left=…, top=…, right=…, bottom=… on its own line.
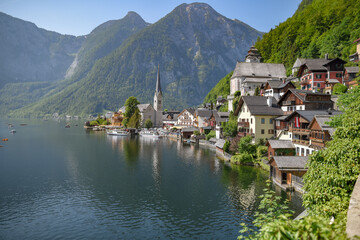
left=263, top=79, right=296, bottom=100
left=277, top=89, right=333, bottom=115
left=343, top=66, right=359, bottom=89
left=269, top=156, right=308, bottom=192
left=266, top=140, right=295, bottom=159
left=297, top=56, right=346, bottom=91
left=308, top=115, right=337, bottom=150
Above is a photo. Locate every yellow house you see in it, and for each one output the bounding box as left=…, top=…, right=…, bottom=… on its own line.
left=234, top=96, right=283, bottom=142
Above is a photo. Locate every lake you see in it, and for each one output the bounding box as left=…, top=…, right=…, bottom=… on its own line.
left=0, top=119, right=303, bottom=239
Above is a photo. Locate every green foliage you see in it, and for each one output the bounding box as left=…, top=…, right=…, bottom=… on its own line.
left=256, top=146, right=268, bottom=160
left=254, top=86, right=260, bottom=96
left=223, top=140, right=230, bottom=153
left=203, top=72, right=233, bottom=104
left=127, top=108, right=141, bottom=128
left=222, top=113, right=238, bottom=137
left=193, top=130, right=200, bottom=136
left=206, top=130, right=216, bottom=140
left=231, top=152, right=253, bottom=164
left=255, top=0, right=360, bottom=73
left=238, top=136, right=257, bottom=155
left=144, top=119, right=153, bottom=129
left=303, top=85, right=360, bottom=222
left=89, top=120, right=99, bottom=126
left=333, top=83, right=347, bottom=95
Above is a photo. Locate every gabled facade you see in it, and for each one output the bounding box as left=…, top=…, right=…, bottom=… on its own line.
left=297, top=56, right=346, bottom=92
left=308, top=115, right=337, bottom=150
left=263, top=79, right=296, bottom=100
left=234, top=96, right=283, bottom=142
left=343, top=66, right=359, bottom=89
left=177, top=108, right=196, bottom=127
left=138, top=104, right=156, bottom=127
left=266, top=140, right=295, bottom=159
left=277, top=89, right=333, bottom=115
left=349, top=38, right=360, bottom=62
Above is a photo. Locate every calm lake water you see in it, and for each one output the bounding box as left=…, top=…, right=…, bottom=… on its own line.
left=0, top=119, right=303, bottom=239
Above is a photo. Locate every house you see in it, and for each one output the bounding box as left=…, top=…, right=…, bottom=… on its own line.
left=228, top=46, right=286, bottom=111
left=343, top=66, right=359, bottom=88
left=138, top=104, right=156, bottom=126
left=269, top=156, right=308, bottom=192
left=324, top=79, right=341, bottom=94
left=213, top=111, right=229, bottom=139
left=349, top=38, right=360, bottom=62
left=292, top=58, right=306, bottom=76
left=277, top=89, right=334, bottom=115
left=285, top=110, right=341, bottom=156
left=111, top=111, right=124, bottom=126
left=308, top=115, right=337, bottom=150
left=234, top=96, right=283, bottom=142
left=216, top=96, right=227, bottom=106
left=215, top=139, right=226, bottom=154
left=194, top=108, right=213, bottom=128
left=162, top=111, right=179, bottom=128
left=177, top=108, right=196, bottom=127
left=263, top=78, right=296, bottom=100
left=266, top=140, right=295, bottom=159
left=297, top=55, right=346, bottom=92
left=181, top=127, right=198, bottom=139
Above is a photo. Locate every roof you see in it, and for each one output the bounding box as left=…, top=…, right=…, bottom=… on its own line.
left=217, top=112, right=230, bottom=118
left=137, top=104, right=152, bottom=112
left=266, top=79, right=295, bottom=90
left=243, top=77, right=273, bottom=83
left=275, top=115, right=288, bottom=121
left=327, top=79, right=340, bottom=84
left=232, top=62, right=286, bottom=79
left=215, top=139, right=226, bottom=149
left=272, top=156, right=308, bottom=170
left=208, top=138, right=217, bottom=143
left=235, top=96, right=283, bottom=116
left=196, top=108, right=212, bottom=118
left=186, top=108, right=196, bottom=115
left=292, top=58, right=307, bottom=69
left=182, top=127, right=198, bottom=133
left=266, top=140, right=295, bottom=149
left=309, top=115, right=339, bottom=136
left=278, top=88, right=331, bottom=104
left=284, top=110, right=342, bottom=122
left=345, top=66, right=359, bottom=74
left=299, top=58, right=347, bottom=73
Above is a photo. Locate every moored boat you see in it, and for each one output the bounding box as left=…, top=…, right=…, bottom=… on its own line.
left=107, top=129, right=129, bottom=136
left=140, top=130, right=161, bottom=138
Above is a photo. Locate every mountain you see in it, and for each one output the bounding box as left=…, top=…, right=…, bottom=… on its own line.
left=255, top=0, right=360, bottom=74
left=9, top=3, right=262, bottom=117
left=203, top=0, right=360, bottom=103
left=0, top=12, right=84, bottom=86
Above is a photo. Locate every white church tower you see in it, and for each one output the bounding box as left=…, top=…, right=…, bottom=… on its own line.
left=153, top=65, right=163, bottom=127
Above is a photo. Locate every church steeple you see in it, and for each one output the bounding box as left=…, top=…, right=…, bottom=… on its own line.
left=155, top=65, right=162, bottom=95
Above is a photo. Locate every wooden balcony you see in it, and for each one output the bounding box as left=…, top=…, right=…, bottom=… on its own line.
left=238, top=122, right=249, bottom=128
left=293, top=139, right=310, bottom=146
left=282, top=100, right=296, bottom=106
left=289, top=127, right=310, bottom=135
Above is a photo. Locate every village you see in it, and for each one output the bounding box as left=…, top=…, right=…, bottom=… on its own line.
left=98, top=38, right=360, bottom=193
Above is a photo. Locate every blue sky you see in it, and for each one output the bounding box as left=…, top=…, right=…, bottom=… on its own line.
left=0, top=0, right=302, bottom=36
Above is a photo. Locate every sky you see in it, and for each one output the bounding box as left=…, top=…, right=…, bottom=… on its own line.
left=0, top=0, right=302, bottom=36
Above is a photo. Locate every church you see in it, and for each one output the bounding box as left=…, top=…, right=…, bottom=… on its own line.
left=116, top=66, right=163, bottom=128
left=227, top=46, right=287, bottom=111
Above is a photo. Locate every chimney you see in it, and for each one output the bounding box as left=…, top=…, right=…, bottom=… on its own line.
left=325, top=53, right=329, bottom=60
left=267, top=96, right=273, bottom=107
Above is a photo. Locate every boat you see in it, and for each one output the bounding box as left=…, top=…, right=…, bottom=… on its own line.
left=140, top=130, right=161, bottom=138
left=65, top=124, right=70, bottom=128
left=107, top=129, right=129, bottom=136
left=10, top=129, right=16, bottom=133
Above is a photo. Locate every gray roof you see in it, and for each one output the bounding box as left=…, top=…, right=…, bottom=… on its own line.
left=275, top=115, right=288, bottom=121
left=137, top=104, right=152, bottom=112
left=215, top=139, right=226, bottom=149
left=272, top=156, right=308, bottom=170
left=312, top=115, right=338, bottom=136
left=301, top=58, right=346, bottom=72
left=217, top=112, right=230, bottom=118
left=186, top=108, right=196, bottom=115
left=279, top=89, right=331, bottom=104
left=327, top=79, right=340, bottom=84
left=232, top=62, right=286, bottom=79
left=243, top=77, right=273, bottom=83
left=345, top=66, right=359, bottom=74
left=196, top=108, right=212, bottom=118
left=209, top=138, right=217, bottom=143
left=182, top=127, right=198, bottom=133
left=285, top=110, right=342, bottom=122
left=267, top=79, right=295, bottom=89
left=155, top=65, right=162, bottom=94
left=242, top=96, right=283, bottom=116
left=267, top=140, right=295, bottom=149
left=292, top=58, right=307, bottom=69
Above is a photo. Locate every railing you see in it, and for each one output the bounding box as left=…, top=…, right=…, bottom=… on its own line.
left=282, top=100, right=296, bottom=106
left=238, top=122, right=249, bottom=128
left=293, top=139, right=310, bottom=146
left=289, top=127, right=310, bottom=134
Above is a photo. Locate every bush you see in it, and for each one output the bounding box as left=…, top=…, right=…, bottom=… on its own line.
left=231, top=152, right=253, bottom=164
left=89, top=120, right=98, bottom=126
left=333, top=83, right=347, bottom=95
left=223, top=140, right=230, bottom=153
left=144, top=119, right=153, bottom=129
left=193, top=130, right=200, bottom=136
left=206, top=130, right=216, bottom=140
left=256, top=146, right=268, bottom=160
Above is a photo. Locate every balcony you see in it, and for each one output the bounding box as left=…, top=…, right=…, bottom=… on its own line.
left=282, top=100, right=296, bottom=106
left=289, top=127, right=310, bottom=135
left=293, top=139, right=310, bottom=146
left=238, top=122, right=249, bottom=128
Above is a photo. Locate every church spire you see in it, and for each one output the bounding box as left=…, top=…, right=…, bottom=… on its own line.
left=156, top=65, right=162, bottom=94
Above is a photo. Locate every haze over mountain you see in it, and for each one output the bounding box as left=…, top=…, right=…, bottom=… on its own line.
left=0, top=3, right=263, bottom=117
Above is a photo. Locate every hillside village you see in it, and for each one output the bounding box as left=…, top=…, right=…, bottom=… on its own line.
left=107, top=37, right=360, bottom=193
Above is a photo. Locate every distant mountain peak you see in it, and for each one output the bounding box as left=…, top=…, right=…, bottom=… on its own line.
left=124, top=11, right=144, bottom=21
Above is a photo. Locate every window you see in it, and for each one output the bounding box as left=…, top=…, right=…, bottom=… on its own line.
left=317, top=83, right=321, bottom=88
left=316, top=74, right=322, bottom=79
left=336, top=73, right=342, bottom=78
left=306, top=149, right=309, bottom=155
left=261, top=118, right=265, bottom=124
left=261, top=129, right=265, bottom=134
left=325, top=74, right=328, bottom=78
left=251, top=118, right=253, bottom=124
left=270, top=119, right=273, bottom=124
left=301, top=148, right=304, bottom=156
left=276, top=120, right=280, bottom=127
left=268, top=129, right=274, bottom=134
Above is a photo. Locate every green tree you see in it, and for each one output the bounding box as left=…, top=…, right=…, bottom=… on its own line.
left=333, top=83, right=347, bottom=95
left=123, top=96, right=140, bottom=127
left=206, top=130, right=216, bottom=140
left=144, top=119, right=153, bottom=129
left=127, top=107, right=141, bottom=128
left=222, top=113, right=238, bottom=137
left=254, top=86, right=260, bottom=96
left=223, top=140, right=230, bottom=153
